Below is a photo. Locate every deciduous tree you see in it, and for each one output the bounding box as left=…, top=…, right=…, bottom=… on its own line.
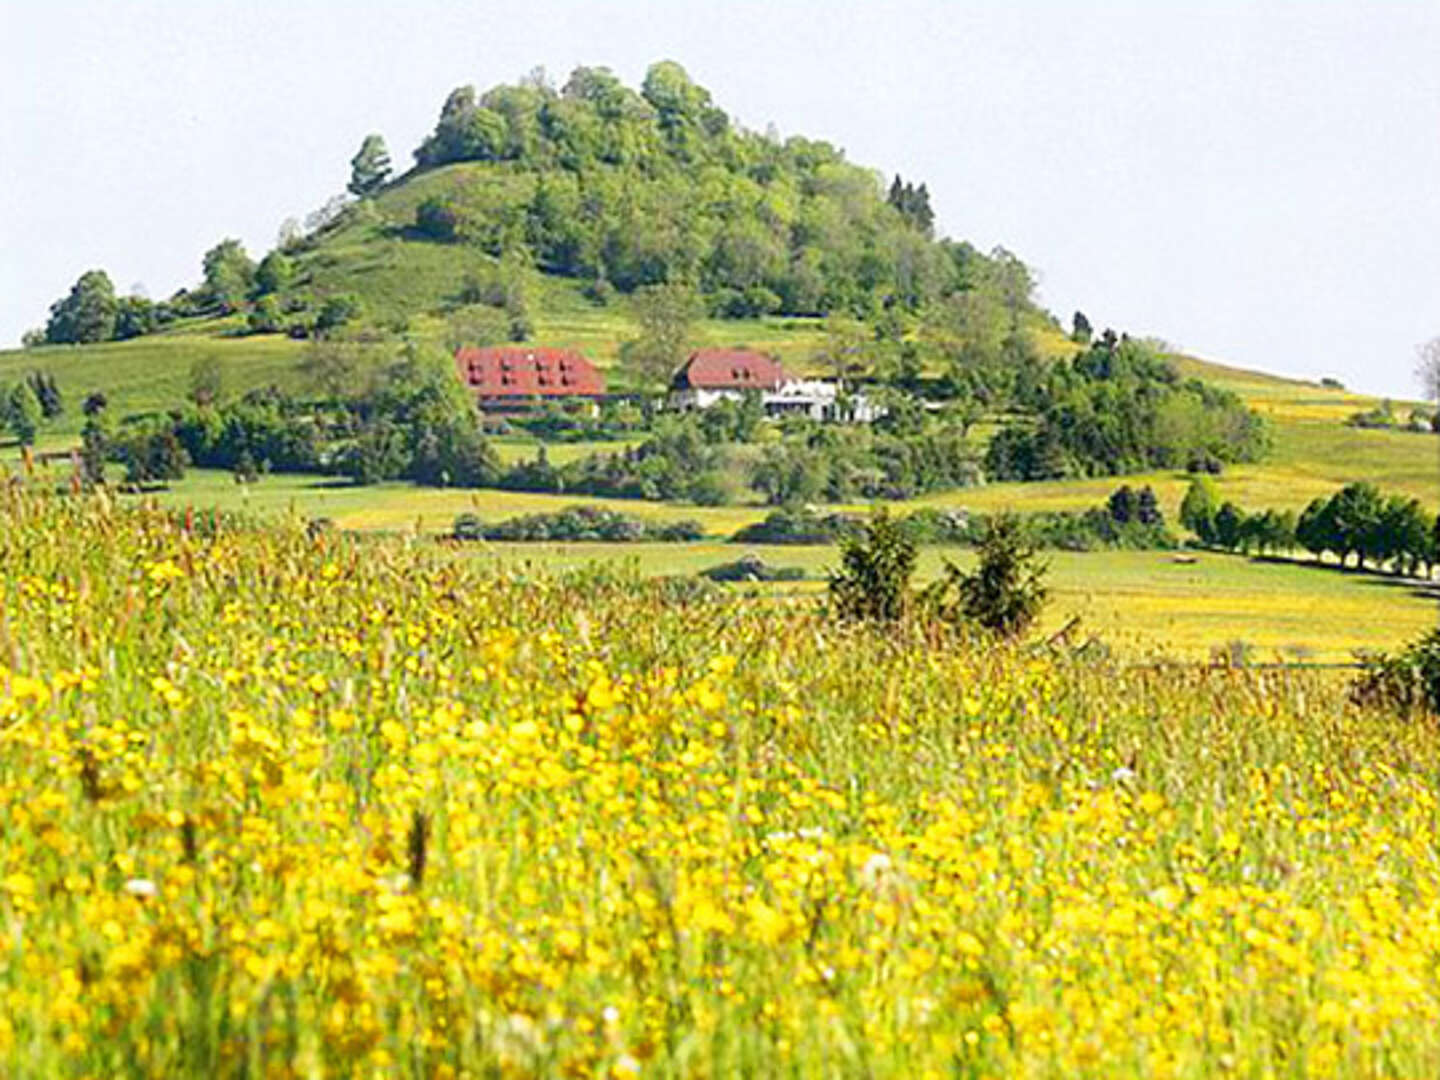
left=45, top=270, right=117, bottom=344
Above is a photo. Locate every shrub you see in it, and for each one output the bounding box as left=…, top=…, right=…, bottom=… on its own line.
left=479, top=505, right=702, bottom=543
left=925, top=513, right=1048, bottom=637
left=828, top=510, right=917, bottom=623
left=1352, top=628, right=1440, bottom=717
left=700, top=554, right=805, bottom=583
left=732, top=507, right=863, bottom=545
left=452, top=512, right=484, bottom=541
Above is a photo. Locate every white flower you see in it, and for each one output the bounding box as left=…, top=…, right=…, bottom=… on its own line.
left=123, top=878, right=158, bottom=899
left=860, top=852, right=895, bottom=892
left=1111, top=766, right=1137, bottom=784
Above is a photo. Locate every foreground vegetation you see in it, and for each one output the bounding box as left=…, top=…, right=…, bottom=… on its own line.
left=2, top=487, right=1440, bottom=1075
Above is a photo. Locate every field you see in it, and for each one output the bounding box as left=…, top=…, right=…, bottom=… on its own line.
left=3, top=486, right=1440, bottom=1076
left=4, top=269, right=1436, bottom=667
left=459, top=543, right=1439, bottom=664
left=81, top=451, right=1427, bottom=663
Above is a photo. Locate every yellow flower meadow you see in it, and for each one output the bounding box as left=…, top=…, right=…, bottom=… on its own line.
left=0, top=486, right=1439, bottom=1077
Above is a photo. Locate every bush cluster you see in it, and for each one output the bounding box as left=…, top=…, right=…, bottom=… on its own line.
left=699, top=554, right=806, bottom=583
left=452, top=505, right=703, bottom=543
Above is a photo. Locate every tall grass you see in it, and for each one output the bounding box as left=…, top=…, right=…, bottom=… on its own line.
left=1, top=482, right=1439, bottom=1076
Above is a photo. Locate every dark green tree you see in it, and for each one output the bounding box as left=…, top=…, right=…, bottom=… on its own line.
left=1107, top=485, right=1140, bottom=524
left=1328, top=482, right=1383, bottom=568
left=4, top=382, right=42, bottom=445
left=1296, top=497, right=1337, bottom=562
left=931, top=513, right=1048, bottom=637
left=1214, top=502, right=1244, bottom=551
left=27, top=372, right=62, bottom=419
left=113, top=295, right=157, bottom=340
left=829, top=509, right=918, bottom=623
left=348, top=134, right=392, bottom=197
left=79, top=410, right=110, bottom=487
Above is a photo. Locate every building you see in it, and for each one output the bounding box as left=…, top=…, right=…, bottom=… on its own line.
left=454, top=346, right=605, bottom=413
left=669, top=348, right=882, bottom=423
left=669, top=348, right=787, bottom=411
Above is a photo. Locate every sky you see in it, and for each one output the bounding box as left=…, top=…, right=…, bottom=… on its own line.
left=2, top=0, right=1437, bottom=397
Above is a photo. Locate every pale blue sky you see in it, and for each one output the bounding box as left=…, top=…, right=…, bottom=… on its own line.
left=2, top=1, right=1437, bottom=396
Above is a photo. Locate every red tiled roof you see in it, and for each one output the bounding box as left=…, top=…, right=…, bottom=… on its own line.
left=673, top=349, right=787, bottom=391
left=454, top=346, right=605, bottom=399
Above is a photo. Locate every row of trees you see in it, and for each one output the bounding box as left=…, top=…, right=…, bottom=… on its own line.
left=1181, top=477, right=1438, bottom=577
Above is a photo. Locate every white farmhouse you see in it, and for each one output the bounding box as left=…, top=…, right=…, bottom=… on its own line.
left=669, top=349, right=882, bottom=422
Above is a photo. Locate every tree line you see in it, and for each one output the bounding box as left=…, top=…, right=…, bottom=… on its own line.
left=1181, top=477, right=1438, bottom=577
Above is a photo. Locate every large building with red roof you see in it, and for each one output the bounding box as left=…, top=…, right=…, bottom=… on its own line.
left=454, top=346, right=606, bottom=412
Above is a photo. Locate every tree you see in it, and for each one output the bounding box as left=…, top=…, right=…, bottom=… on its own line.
left=80, top=404, right=111, bottom=487
left=1071, top=311, right=1093, bottom=344
left=1214, top=502, right=1244, bottom=551
left=1180, top=476, right=1220, bottom=541
left=4, top=382, right=42, bottom=446
left=202, top=239, right=256, bottom=312
left=1328, top=482, right=1383, bottom=568
left=622, top=281, right=701, bottom=395
left=348, top=134, right=392, bottom=197
left=829, top=509, right=918, bottom=623
left=1107, top=485, right=1140, bottom=525
left=113, top=295, right=158, bottom=340
left=45, top=270, right=117, bottom=344
left=932, top=513, right=1048, bottom=637
left=1137, top=486, right=1162, bottom=526
left=886, top=176, right=935, bottom=236
left=1296, top=497, right=1336, bottom=562
left=1379, top=495, right=1430, bottom=576
left=254, top=251, right=294, bottom=296
left=27, top=372, right=62, bottom=419
left=122, top=426, right=186, bottom=486
left=343, top=419, right=409, bottom=485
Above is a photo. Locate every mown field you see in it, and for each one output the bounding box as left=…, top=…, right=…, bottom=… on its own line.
left=2, top=487, right=1440, bottom=1076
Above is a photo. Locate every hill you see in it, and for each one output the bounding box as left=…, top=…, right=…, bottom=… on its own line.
left=3, top=61, right=1435, bottom=661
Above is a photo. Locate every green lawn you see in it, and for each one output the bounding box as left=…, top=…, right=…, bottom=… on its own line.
left=0, top=333, right=307, bottom=436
